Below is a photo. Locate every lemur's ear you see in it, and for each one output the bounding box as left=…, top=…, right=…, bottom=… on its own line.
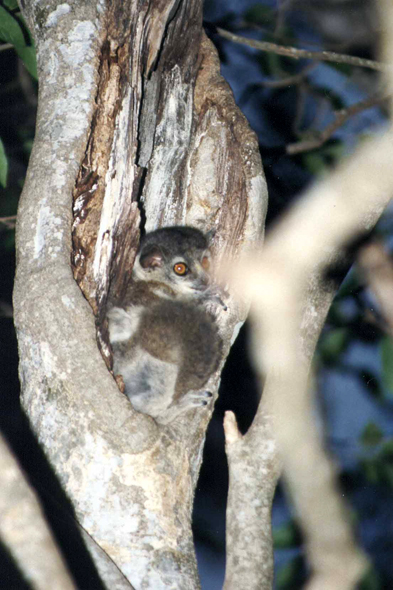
left=139, top=246, right=164, bottom=270
left=205, top=228, right=216, bottom=245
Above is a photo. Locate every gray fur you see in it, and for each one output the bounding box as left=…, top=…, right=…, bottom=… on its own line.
left=107, top=226, right=224, bottom=424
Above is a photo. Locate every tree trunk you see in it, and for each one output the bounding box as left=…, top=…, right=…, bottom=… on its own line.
left=13, top=1, right=267, bottom=587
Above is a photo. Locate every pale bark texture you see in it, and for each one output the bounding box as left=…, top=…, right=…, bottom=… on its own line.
left=0, top=433, right=76, bottom=590
left=13, top=0, right=267, bottom=588
left=223, top=406, right=281, bottom=590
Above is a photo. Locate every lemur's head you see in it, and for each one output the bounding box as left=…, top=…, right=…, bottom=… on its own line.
left=133, top=226, right=213, bottom=298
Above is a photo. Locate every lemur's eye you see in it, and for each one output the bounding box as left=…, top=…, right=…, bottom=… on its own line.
left=173, top=262, right=188, bottom=276
left=201, top=256, right=210, bottom=270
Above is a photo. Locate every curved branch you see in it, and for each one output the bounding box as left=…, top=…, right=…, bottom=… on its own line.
left=225, top=125, right=393, bottom=588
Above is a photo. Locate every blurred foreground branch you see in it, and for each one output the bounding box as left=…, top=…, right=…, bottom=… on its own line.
left=0, top=434, right=75, bottom=590
left=224, top=126, right=393, bottom=589
left=222, top=0, right=393, bottom=581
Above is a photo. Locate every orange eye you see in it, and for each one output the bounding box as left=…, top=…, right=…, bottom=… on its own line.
left=173, top=262, right=188, bottom=276
left=201, top=256, right=210, bottom=270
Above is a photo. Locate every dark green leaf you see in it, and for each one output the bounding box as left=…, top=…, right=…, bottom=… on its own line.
left=23, top=139, right=34, bottom=155
left=243, top=5, right=275, bottom=26
left=15, top=44, right=38, bottom=79
left=302, top=152, right=328, bottom=176
left=0, top=6, right=25, bottom=47
left=327, top=303, right=347, bottom=326
left=336, top=271, right=360, bottom=299
left=380, top=336, right=393, bottom=395
left=276, top=556, right=305, bottom=590
left=319, top=327, right=350, bottom=364
left=0, top=139, right=8, bottom=188
left=357, top=566, right=382, bottom=590
left=381, top=463, right=393, bottom=487
left=3, top=0, right=19, bottom=9
left=266, top=51, right=284, bottom=78
left=273, top=521, right=302, bottom=549
left=360, top=423, right=383, bottom=448
left=359, top=458, right=380, bottom=485
left=20, top=11, right=35, bottom=46
left=321, top=141, right=345, bottom=160
left=380, top=438, right=393, bottom=459
left=3, top=231, right=16, bottom=249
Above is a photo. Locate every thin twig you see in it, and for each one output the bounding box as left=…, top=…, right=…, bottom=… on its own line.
left=287, top=93, right=390, bottom=155
left=291, top=80, right=332, bottom=137
left=259, top=61, right=319, bottom=89
left=237, top=20, right=356, bottom=56
left=0, top=43, right=13, bottom=53
left=0, top=215, right=17, bottom=229
left=216, top=27, right=388, bottom=72
left=274, top=0, right=293, bottom=38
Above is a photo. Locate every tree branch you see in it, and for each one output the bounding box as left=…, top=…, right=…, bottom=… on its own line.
left=14, top=1, right=266, bottom=587
left=223, top=404, right=281, bottom=590
left=0, top=434, right=76, bottom=590
left=287, top=92, right=390, bottom=155
left=225, top=123, right=393, bottom=588
left=0, top=215, right=17, bottom=229
left=219, top=11, right=393, bottom=589
left=215, top=27, right=387, bottom=72
left=0, top=43, right=13, bottom=52
left=258, top=62, right=319, bottom=89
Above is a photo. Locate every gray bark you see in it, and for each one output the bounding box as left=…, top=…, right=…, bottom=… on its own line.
left=0, top=434, right=76, bottom=590
left=13, top=0, right=267, bottom=588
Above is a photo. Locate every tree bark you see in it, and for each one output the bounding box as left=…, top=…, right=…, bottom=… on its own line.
left=0, top=433, right=76, bottom=590
left=13, top=0, right=267, bottom=587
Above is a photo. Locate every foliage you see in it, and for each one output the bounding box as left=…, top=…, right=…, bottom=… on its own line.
left=0, top=2, right=37, bottom=79
left=0, top=0, right=36, bottom=247
left=0, top=138, right=7, bottom=188
left=381, top=336, right=393, bottom=396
